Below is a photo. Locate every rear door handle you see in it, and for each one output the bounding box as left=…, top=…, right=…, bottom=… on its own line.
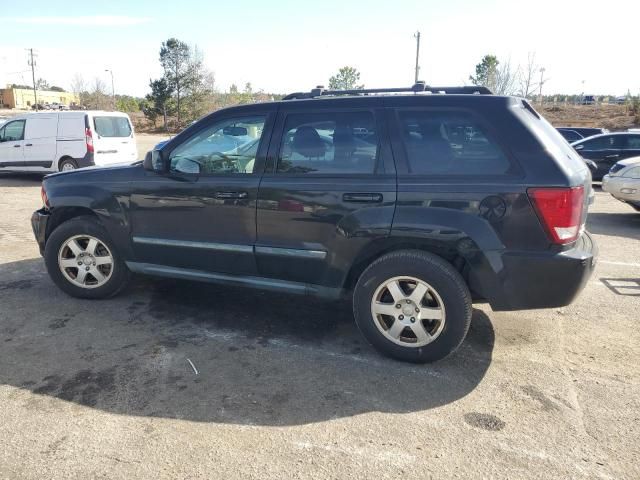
left=605, top=154, right=620, bottom=159
left=343, top=193, right=383, bottom=203
left=215, top=191, right=248, bottom=199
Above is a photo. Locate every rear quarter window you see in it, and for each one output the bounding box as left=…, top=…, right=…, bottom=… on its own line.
left=396, top=109, right=513, bottom=176
left=93, top=116, right=132, bottom=137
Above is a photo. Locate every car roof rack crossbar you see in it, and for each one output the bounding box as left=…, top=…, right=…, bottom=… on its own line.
left=282, top=82, right=492, bottom=100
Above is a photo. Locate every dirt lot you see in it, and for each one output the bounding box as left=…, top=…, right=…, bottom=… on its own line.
left=0, top=170, right=639, bottom=479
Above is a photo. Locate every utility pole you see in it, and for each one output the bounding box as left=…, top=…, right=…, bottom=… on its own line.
left=105, top=69, right=115, bottom=110
left=538, top=67, right=546, bottom=105
left=27, top=48, right=38, bottom=110
left=414, top=31, right=421, bottom=83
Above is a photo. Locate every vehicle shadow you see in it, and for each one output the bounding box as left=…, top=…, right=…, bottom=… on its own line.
left=0, top=172, right=45, bottom=187
left=0, top=258, right=494, bottom=426
left=587, top=212, right=640, bottom=241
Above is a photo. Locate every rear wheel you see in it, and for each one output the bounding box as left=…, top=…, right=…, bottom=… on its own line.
left=353, top=250, right=472, bottom=363
left=59, top=158, right=78, bottom=172
left=44, top=216, right=130, bottom=299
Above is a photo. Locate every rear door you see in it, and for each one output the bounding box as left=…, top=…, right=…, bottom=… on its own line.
left=255, top=101, right=396, bottom=288
left=23, top=114, right=58, bottom=168
left=0, top=119, right=26, bottom=167
left=574, top=135, right=624, bottom=178
left=91, top=114, right=137, bottom=164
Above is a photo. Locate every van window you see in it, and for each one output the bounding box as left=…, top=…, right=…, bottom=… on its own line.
left=397, top=110, right=510, bottom=175
left=277, top=111, right=378, bottom=174
left=0, top=120, right=25, bottom=142
left=93, top=116, right=132, bottom=137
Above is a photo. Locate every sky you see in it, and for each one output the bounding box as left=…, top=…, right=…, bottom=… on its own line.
left=1, top=0, right=638, bottom=98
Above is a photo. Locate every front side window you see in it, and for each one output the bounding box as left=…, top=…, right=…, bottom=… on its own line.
left=277, top=111, right=378, bottom=174
left=94, top=116, right=132, bottom=137
left=581, top=135, right=623, bottom=150
left=169, top=116, right=265, bottom=175
left=623, top=166, right=640, bottom=178
left=0, top=120, right=25, bottom=142
left=397, top=110, right=511, bottom=175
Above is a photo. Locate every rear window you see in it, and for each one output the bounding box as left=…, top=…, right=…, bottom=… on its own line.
left=397, top=110, right=511, bottom=175
left=93, top=116, right=132, bottom=137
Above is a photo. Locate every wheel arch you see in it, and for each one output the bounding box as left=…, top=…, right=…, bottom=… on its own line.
left=57, top=155, right=75, bottom=171
left=343, top=237, right=468, bottom=292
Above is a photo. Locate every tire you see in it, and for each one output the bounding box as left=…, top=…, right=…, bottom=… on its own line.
left=353, top=250, right=472, bottom=363
left=44, top=216, right=130, bottom=299
left=59, top=158, right=78, bottom=172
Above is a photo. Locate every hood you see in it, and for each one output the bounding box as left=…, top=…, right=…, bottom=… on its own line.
left=44, top=162, right=141, bottom=183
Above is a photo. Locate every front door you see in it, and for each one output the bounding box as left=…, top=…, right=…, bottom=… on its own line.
left=575, top=134, right=624, bottom=178
left=0, top=119, right=26, bottom=167
left=255, top=104, right=396, bottom=289
left=129, top=108, right=274, bottom=276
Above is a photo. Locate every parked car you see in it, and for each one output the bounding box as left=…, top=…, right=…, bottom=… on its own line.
left=581, top=95, right=596, bottom=105
left=556, top=128, right=584, bottom=143
left=0, top=111, right=137, bottom=173
left=31, top=84, right=596, bottom=363
left=557, top=127, right=608, bottom=138
left=602, top=157, right=640, bottom=211
left=571, top=132, right=640, bottom=180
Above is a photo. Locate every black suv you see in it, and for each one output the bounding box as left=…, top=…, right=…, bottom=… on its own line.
left=31, top=83, right=597, bottom=363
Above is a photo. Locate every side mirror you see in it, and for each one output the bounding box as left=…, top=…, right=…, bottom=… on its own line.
left=143, top=149, right=165, bottom=172
left=173, top=157, right=201, bottom=175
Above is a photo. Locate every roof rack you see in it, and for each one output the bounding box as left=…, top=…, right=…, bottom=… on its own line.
left=282, top=81, right=492, bottom=100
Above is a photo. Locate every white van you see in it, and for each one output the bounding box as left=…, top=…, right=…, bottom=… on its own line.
left=0, top=111, right=137, bottom=172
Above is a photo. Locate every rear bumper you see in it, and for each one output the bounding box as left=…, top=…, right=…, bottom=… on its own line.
left=76, top=152, right=95, bottom=168
left=470, top=232, right=597, bottom=311
left=31, top=208, right=50, bottom=256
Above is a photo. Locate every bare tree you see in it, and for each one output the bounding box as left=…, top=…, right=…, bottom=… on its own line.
left=70, top=73, right=86, bottom=106
left=494, top=58, right=518, bottom=96
left=518, top=52, right=539, bottom=99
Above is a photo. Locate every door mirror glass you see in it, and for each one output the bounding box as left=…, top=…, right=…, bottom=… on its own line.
left=143, top=149, right=166, bottom=172
left=173, top=157, right=201, bottom=175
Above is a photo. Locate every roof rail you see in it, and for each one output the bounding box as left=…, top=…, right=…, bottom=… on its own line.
left=282, top=82, right=492, bottom=100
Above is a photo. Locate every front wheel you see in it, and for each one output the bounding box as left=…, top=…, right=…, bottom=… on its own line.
left=44, top=216, right=130, bottom=299
left=353, top=250, right=472, bottom=363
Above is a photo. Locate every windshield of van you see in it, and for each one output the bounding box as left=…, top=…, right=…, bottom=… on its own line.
left=94, top=116, right=132, bottom=137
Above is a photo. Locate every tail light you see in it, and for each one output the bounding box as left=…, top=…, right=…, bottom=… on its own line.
left=85, top=127, right=94, bottom=153
left=528, top=186, right=584, bottom=244
left=41, top=185, right=50, bottom=208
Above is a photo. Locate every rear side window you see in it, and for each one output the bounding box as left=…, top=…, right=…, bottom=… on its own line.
left=397, top=110, right=511, bottom=175
left=626, top=135, right=640, bottom=148
left=277, top=111, right=378, bottom=174
left=93, top=116, right=132, bottom=137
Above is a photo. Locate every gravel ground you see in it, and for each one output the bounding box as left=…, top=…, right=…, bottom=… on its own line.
left=0, top=166, right=638, bottom=479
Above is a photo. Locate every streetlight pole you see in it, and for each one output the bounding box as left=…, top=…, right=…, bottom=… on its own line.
left=105, top=69, right=115, bottom=110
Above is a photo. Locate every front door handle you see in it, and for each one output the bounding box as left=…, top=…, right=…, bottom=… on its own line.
left=215, top=191, right=248, bottom=200
left=13, top=144, right=21, bottom=148
left=25, top=143, right=33, bottom=147
left=343, top=193, right=383, bottom=203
